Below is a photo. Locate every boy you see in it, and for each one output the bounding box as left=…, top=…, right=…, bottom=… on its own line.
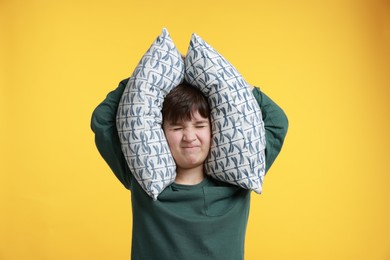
left=91, top=79, right=288, bottom=259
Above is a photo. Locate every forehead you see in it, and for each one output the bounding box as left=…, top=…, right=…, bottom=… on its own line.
left=191, top=110, right=209, bottom=120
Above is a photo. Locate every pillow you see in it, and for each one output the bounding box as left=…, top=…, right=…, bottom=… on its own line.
left=116, top=28, right=184, bottom=200
left=184, top=33, right=267, bottom=193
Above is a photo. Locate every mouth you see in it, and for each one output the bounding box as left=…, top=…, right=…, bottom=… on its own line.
left=182, top=146, right=200, bottom=149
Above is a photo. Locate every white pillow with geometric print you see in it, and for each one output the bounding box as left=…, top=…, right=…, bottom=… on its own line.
left=184, top=33, right=266, bottom=193
left=116, top=28, right=184, bottom=200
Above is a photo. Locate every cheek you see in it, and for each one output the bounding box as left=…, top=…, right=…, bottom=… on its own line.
left=165, top=133, right=179, bottom=148
left=200, top=130, right=212, bottom=146
left=164, top=132, right=172, bottom=145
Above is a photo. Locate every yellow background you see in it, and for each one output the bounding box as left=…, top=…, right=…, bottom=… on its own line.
left=1, top=0, right=389, bottom=259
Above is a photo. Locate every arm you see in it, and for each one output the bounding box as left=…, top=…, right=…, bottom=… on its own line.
left=91, top=78, right=132, bottom=189
left=252, top=87, right=289, bottom=173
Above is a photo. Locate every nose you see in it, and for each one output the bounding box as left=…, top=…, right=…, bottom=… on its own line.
left=183, top=129, right=196, bottom=142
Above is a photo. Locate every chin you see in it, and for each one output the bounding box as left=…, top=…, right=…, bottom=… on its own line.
left=180, top=159, right=204, bottom=169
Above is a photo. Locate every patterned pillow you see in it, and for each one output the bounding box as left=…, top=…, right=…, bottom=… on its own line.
left=184, top=33, right=267, bottom=193
left=116, top=28, right=184, bottom=200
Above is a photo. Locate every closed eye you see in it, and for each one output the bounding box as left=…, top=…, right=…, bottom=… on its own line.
left=194, top=119, right=210, bottom=128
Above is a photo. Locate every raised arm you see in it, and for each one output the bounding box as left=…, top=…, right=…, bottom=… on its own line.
left=252, top=87, right=288, bottom=173
left=91, top=78, right=131, bottom=189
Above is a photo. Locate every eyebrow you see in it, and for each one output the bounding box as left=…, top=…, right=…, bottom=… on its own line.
left=194, top=120, right=210, bottom=125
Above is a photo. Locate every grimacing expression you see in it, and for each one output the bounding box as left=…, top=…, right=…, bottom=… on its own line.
left=163, top=110, right=211, bottom=171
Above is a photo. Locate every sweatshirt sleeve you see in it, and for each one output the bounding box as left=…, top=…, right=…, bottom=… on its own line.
left=252, top=87, right=289, bottom=173
left=91, top=78, right=132, bottom=190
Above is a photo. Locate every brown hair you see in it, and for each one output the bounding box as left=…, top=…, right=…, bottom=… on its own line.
left=162, top=82, right=210, bottom=124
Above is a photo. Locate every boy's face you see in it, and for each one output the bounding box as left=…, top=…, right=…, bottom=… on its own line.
left=163, top=110, right=211, bottom=172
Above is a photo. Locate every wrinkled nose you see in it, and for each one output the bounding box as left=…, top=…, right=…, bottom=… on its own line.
left=183, top=130, right=196, bottom=142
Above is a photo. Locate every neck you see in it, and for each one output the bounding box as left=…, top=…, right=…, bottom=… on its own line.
left=175, top=165, right=205, bottom=185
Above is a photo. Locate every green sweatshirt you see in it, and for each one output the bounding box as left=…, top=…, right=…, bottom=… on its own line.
left=91, top=78, right=288, bottom=260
